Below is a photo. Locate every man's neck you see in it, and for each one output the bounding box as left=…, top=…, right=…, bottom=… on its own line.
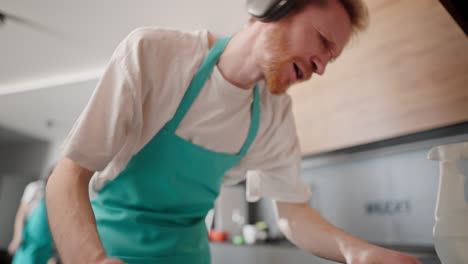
left=214, top=24, right=264, bottom=90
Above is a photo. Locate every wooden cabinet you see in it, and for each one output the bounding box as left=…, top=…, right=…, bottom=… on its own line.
left=289, top=0, right=468, bottom=155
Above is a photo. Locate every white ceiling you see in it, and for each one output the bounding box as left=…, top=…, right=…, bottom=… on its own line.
left=0, top=79, right=96, bottom=141
left=0, top=0, right=249, bottom=142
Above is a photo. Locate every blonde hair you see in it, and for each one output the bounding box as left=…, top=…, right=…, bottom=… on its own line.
left=250, top=0, right=369, bottom=34
left=290, top=0, right=369, bottom=33
left=336, top=0, right=369, bottom=33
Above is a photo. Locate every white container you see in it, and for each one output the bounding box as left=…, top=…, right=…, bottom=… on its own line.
left=242, top=225, right=258, bottom=245
left=428, top=142, right=468, bottom=264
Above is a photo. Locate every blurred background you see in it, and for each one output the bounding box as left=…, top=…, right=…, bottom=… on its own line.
left=1, top=0, right=467, bottom=263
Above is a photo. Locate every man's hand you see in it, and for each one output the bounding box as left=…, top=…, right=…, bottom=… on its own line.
left=345, top=246, right=423, bottom=264
left=275, top=202, right=425, bottom=264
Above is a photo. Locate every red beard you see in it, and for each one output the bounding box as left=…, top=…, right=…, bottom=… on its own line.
left=262, top=26, right=300, bottom=95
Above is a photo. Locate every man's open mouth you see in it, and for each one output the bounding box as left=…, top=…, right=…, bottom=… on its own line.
left=293, top=63, right=304, bottom=80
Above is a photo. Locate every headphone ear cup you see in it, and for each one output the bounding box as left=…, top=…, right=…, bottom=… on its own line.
left=246, top=0, right=296, bottom=22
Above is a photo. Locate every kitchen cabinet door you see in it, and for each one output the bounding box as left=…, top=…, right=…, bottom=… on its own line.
left=289, top=0, right=468, bottom=155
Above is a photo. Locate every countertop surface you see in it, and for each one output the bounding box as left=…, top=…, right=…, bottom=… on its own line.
left=210, top=240, right=440, bottom=264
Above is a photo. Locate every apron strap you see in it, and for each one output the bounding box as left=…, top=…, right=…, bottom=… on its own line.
left=165, top=37, right=231, bottom=132
left=239, top=85, right=260, bottom=156
left=164, top=36, right=260, bottom=157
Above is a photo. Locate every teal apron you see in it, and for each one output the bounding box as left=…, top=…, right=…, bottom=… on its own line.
left=91, top=37, right=260, bottom=264
left=12, top=198, right=54, bottom=264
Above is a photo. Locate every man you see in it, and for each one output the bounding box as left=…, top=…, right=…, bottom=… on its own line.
left=9, top=170, right=57, bottom=264
left=46, top=0, right=423, bottom=263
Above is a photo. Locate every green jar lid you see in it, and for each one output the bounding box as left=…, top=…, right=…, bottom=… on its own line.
left=232, top=235, right=244, bottom=245
left=256, top=221, right=268, bottom=230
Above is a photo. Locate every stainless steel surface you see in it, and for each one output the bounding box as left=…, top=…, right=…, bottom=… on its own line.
left=211, top=242, right=441, bottom=264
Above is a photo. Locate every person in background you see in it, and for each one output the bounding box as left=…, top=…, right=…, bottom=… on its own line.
left=8, top=167, right=57, bottom=264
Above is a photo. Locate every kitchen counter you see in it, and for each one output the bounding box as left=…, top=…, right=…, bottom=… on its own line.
left=210, top=241, right=440, bottom=264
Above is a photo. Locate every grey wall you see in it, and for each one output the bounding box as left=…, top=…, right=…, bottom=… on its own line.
left=0, top=142, right=50, bottom=175
left=298, top=135, right=468, bottom=246
left=301, top=147, right=439, bottom=246
left=0, top=142, right=51, bottom=248
left=0, top=173, right=37, bottom=248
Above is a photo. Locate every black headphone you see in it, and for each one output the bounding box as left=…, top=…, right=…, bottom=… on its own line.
left=246, top=0, right=296, bottom=22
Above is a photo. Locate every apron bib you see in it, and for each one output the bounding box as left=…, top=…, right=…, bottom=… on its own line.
left=91, top=37, right=260, bottom=264
left=12, top=198, right=54, bottom=264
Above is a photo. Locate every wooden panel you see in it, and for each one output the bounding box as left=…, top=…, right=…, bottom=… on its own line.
left=289, top=0, right=468, bottom=155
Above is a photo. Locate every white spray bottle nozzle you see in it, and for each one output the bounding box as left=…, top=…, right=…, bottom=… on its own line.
left=428, top=142, right=468, bottom=161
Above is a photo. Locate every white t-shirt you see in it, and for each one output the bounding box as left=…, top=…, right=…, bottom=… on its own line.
left=61, top=27, right=311, bottom=203
left=21, top=180, right=45, bottom=217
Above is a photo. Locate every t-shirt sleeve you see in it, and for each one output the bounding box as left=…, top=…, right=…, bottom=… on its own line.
left=60, top=29, right=146, bottom=171
left=230, top=93, right=311, bottom=203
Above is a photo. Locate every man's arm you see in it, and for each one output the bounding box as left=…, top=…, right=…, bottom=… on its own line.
left=8, top=202, right=28, bottom=255
left=46, top=158, right=123, bottom=264
left=274, top=201, right=422, bottom=264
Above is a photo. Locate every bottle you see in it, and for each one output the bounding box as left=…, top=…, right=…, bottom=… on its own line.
left=428, top=141, right=468, bottom=264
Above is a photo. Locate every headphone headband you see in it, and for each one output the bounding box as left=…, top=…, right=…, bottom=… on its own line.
left=246, top=0, right=296, bottom=22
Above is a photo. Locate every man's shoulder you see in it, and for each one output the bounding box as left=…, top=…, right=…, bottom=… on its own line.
left=123, top=26, right=208, bottom=52
left=22, top=180, right=44, bottom=202
left=26, top=180, right=44, bottom=190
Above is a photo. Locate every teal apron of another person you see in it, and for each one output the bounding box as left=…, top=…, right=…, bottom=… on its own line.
left=91, top=37, right=260, bottom=264
left=12, top=198, right=54, bottom=264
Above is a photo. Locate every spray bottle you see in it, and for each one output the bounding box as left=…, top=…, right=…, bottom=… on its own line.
left=428, top=141, right=468, bottom=264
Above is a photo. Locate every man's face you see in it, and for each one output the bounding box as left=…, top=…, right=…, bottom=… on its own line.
left=260, top=0, right=352, bottom=95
